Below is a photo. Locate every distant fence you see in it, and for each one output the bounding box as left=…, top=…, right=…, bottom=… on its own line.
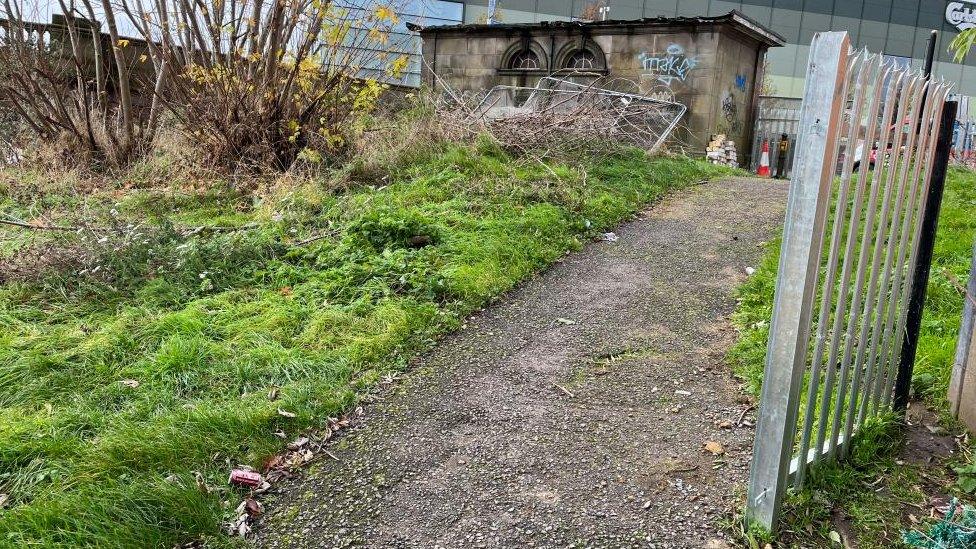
left=749, top=96, right=801, bottom=178
left=746, top=31, right=955, bottom=531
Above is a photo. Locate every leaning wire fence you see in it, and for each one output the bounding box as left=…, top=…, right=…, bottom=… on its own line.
left=746, top=31, right=953, bottom=530
left=433, top=73, right=687, bottom=159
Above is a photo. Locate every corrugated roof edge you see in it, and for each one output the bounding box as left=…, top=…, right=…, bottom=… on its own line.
left=406, top=10, right=786, bottom=48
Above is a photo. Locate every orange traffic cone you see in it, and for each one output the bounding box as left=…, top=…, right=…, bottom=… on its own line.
left=757, top=140, right=771, bottom=177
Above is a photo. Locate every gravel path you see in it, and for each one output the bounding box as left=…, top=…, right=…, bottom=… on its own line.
left=254, top=177, right=789, bottom=548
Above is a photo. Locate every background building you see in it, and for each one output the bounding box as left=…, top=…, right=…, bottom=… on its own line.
left=419, top=13, right=783, bottom=154
left=28, top=1, right=975, bottom=95
left=442, top=1, right=976, bottom=98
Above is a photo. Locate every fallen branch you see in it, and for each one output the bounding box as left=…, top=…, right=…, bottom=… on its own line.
left=1, top=217, right=81, bottom=231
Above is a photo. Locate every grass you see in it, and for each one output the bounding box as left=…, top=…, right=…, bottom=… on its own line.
left=0, top=141, right=729, bottom=547
left=728, top=167, right=976, bottom=546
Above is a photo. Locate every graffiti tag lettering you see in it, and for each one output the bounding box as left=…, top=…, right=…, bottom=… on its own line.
left=735, top=74, right=747, bottom=91
left=720, top=90, right=741, bottom=133
left=637, top=44, right=699, bottom=86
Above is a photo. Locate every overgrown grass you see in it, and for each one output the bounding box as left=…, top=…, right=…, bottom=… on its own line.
left=728, top=167, right=976, bottom=546
left=0, top=142, right=728, bottom=547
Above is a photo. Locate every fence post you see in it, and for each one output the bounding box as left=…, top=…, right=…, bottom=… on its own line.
left=745, top=31, right=850, bottom=532
left=893, top=100, right=958, bottom=412
left=949, top=238, right=976, bottom=421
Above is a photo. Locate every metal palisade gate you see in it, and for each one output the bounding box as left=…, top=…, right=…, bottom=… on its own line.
left=745, top=31, right=955, bottom=531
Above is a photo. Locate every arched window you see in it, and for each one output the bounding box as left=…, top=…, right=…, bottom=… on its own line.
left=555, top=41, right=607, bottom=73
left=510, top=50, right=541, bottom=70
left=499, top=39, right=548, bottom=73
left=566, top=50, right=597, bottom=70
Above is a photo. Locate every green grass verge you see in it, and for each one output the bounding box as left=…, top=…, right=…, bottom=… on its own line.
left=0, top=144, right=729, bottom=547
left=728, top=167, right=976, bottom=546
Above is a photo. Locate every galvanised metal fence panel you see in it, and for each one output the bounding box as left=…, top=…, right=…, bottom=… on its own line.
left=745, top=31, right=953, bottom=532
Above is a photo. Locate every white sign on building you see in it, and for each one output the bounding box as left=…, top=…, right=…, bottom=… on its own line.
left=947, top=1, right=976, bottom=31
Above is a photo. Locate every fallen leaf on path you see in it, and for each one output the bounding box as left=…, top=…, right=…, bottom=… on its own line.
left=244, top=498, right=263, bottom=517
left=556, top=317, right=576, bottom=325
left=703, top=441, right=725, bottom=455
left=829, top=530, right=842, bottom=544
left=287, top=437, right=309, bottom=451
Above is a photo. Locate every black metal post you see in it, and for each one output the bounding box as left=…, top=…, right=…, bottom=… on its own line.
left=923, top=30, right=937, bottom=77
left=916, top=31, right=937, bottom=137
left=894, top=100, right=958, bottom=412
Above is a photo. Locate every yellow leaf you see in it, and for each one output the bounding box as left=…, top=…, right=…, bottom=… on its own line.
left=117, top=39, right=130, bottom=48
left=386, top=54, right=409, bottom=78
left=703, top=441, right=725, bottom=456
left=368, top=27, right=389, bottom=45
left=374, top=5, right=398, bottom=23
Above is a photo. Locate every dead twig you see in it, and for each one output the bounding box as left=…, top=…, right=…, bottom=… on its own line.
left=291, top=229, right=341, bottom=248
left=736, top=404, right=756, bottom=427
left=554, top=384, right=576, bottom=398
left=943, top=268, right=976, bottom=308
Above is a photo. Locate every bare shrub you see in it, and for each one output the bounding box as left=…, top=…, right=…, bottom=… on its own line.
left=337, top=90, right=468, bottom=182
left=0, top=106, right=23, bottom=164
left=128, top=0, right=410, bottom=172
left=0, top=0, right=163, bottom=168
left=578, top=1, right=607, bottom=21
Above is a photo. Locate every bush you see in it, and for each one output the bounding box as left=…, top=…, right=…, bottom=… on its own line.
left=0, top=1, right=163, bottom=168
left=131, top=0, right=411, bottom=171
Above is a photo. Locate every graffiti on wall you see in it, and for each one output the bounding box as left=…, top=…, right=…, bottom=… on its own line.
left=637, top=44, right=699, bottom=87
left=735, top=74, right=747, bottom=91
left=720, top=89, right=741, bottom=134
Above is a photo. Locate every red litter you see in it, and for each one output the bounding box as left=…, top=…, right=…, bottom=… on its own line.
left=229, top=469, right=263, bottom=488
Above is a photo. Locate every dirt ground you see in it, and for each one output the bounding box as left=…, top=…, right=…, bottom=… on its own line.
left=253, top=177, right=789, bottom=548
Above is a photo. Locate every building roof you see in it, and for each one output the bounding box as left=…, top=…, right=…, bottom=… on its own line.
left=409, top=10, right=786, bottom=48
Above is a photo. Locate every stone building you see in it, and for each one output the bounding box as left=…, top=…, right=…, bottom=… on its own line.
left=416, top=11, right=783, bottom=155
